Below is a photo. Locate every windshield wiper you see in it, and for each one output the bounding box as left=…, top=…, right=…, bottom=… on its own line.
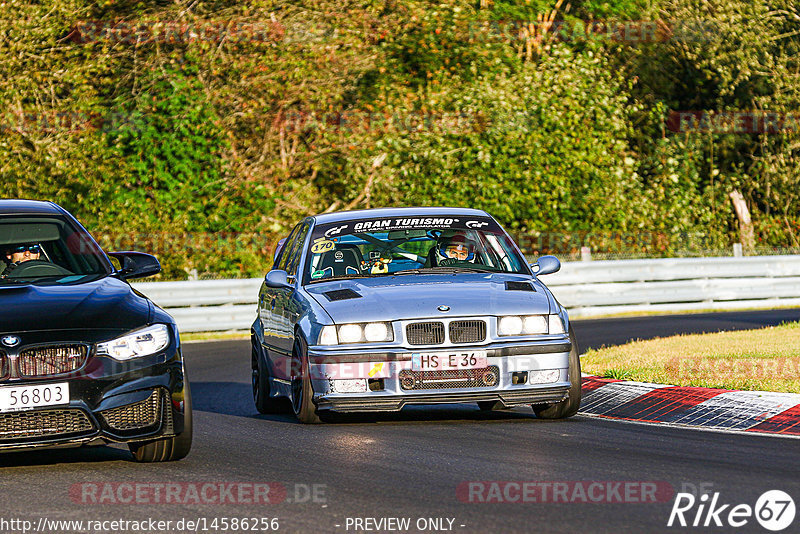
left=307, top=266, right=499, bottom=283
left=388, top=269, right=422, bottom=276
left=407, top=266, right=496, bottom=274
left=391, top=266, right=497, bottom=276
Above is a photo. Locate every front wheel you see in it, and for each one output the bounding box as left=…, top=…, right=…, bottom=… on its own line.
left=291, top=335, right=322, bottom=424
left=129, top=382, right=193, bottom=462
left=533, top=326, right=582, bottom=419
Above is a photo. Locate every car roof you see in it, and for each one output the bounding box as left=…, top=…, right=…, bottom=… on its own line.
left=0, top=199, right=63, bottom=216
left=310, top=206, right=491, bottom=225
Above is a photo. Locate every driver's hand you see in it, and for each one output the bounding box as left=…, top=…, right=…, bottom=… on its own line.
left=1, top=262, right=18, bottom=277
left=438, top=257, right=459, bottom=266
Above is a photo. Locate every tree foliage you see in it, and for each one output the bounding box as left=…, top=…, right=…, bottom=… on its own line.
left=1, top=0, right=798, bottom=277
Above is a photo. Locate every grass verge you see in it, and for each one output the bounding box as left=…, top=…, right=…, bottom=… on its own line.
left=582, top=321, right=800, bottom=393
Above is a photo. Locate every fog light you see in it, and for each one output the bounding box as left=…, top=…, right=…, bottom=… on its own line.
left=511, top=371, right=528, bottom=385
left=368, top=378, right=385, bottom=391
left=332, top=379, right=367, bottom=393
left=529, top=369, right=561, bottom=384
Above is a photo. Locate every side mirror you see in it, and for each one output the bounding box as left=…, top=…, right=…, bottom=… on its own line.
left=265, top=269, right=292, bottom=289
left=531, top=255, right=561, bottom=276
left=109, top=251, right=161, bottom=280
left=273, top=238, right=287, bottom=264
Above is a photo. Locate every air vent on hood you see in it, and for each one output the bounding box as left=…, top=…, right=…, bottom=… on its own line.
left=505, top=281, right=535, bottom=292
left=323, top=289, right=362, bottom=302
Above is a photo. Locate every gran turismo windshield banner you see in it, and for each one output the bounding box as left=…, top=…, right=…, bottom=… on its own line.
left=312, top=215, right=503, bottom=239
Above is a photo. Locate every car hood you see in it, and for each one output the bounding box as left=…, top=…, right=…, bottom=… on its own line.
left=305, top=273, right=553, bottom=324
left=0, top=276, right=152, bottom=334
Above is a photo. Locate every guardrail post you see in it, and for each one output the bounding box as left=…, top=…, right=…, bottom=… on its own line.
left=733, top=243, right=743, bottom=257
left=580, top=246, right=592, bottom=262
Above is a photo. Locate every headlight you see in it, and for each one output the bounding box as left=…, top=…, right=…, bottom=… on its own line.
left=548, top=314, right=565, bottom=334
left=339, top=324, right=363, bottom=344
left=319, top=325, right=339, bottom=345
left=498, top=315, right=564, bottom=336
left=498, top=316, right=524, bottom=336
left=523, top=315, right=548, bottom=335
left=317, top=322, right=394, bottom=345
left=96, top=324, right=170, bottom=361
left=364, top=322, right=390, bottom=342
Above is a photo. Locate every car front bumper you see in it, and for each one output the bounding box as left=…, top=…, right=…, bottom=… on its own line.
left=307, top=338, right=573, bottom=413
left=0, top=333, right=188, bottom=453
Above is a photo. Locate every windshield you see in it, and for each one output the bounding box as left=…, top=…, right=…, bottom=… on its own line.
left=303, top=215, right=529, bottom=284
left=0, top=216, right=112, bottom=286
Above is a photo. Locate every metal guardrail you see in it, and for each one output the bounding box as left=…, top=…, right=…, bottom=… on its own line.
left=132, top=279, right=261, bottom=333
left=132, top=255, right=800, bottom=332
left=545, top=255, right=800, bottom=317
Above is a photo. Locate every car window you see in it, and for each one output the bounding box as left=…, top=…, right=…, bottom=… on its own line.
left=276, top=224, right=301, bottom=272
left=303, top=215, right=528, bottom=284
left=0, top=216, right=111, bottom=285
left=285, top=224, right=310, bottom=278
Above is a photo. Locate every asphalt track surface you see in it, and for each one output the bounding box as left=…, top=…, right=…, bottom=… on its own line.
left=1, top=309, right=800, bottom=534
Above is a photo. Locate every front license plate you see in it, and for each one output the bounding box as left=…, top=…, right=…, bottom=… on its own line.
left=0, top=383, right=70, bottom=413
left=411, top=351, right=488, bottom=372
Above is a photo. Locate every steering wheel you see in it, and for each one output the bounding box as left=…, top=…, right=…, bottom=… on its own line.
left=437, top=257, right=460, bottom=267
left=5, top=260, right=73, bottom=277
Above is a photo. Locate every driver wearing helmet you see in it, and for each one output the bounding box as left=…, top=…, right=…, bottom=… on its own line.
left=435, top=234, right=476, bottom=266
left=1, top=244, right=42, bottom=277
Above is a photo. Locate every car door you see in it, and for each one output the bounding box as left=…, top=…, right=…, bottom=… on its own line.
left=268, top=222, right=310, bottom=380
left=261, top=224, right=300, bottom=375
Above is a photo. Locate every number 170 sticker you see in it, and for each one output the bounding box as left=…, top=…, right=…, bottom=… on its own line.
left=311, top=239, right=335, bottom=254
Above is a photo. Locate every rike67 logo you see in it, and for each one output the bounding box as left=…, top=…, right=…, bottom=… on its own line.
left=668, top=490, right=795, bottom=531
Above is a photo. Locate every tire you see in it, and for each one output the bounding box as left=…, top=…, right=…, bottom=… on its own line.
left=477, top=401, right=504, bottom=411
left=290, top=335, right=322, bottom=424
left=129, top=382, right=193, bottom=462
left=532, top=326, right=582, bottom=419
left=252, top=336, right=288, bottom=414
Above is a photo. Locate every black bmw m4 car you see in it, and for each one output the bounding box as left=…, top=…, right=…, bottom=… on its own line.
left=0, top=199, right=191, bottom=462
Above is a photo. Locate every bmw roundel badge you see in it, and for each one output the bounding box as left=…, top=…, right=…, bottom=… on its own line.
left=437, top=305, right=450, bottom=312
left=1, top=335, right=20, bottom=347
